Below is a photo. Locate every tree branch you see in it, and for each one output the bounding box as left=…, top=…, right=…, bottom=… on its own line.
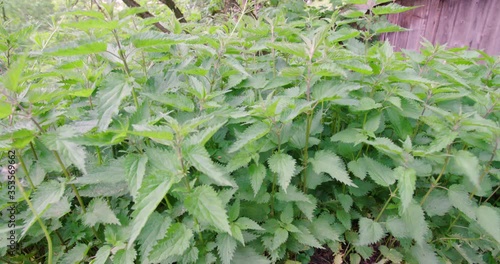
left=158, top=0, right=187, bottom=23
left=122, top=0, right=170, bottom=33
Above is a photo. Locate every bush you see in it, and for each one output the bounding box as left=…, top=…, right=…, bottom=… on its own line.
left=0, top=1, right=499, bottom=263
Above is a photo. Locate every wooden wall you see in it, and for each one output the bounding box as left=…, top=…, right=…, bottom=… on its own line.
left=380, top=0, right=500, bottom=55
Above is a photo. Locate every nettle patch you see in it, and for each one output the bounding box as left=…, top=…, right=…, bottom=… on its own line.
left=0, top=0, right=499, bottom=263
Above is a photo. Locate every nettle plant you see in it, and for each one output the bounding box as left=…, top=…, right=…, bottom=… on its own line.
left=0, top=0, right=499, bottom=263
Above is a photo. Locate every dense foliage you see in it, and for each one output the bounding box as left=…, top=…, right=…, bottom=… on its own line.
left=0, top=0, right=499, bottom=263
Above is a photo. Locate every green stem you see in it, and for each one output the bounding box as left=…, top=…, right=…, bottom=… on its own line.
left=302, top=112, right=313, bottom=193
left=29, top=142, right=38, bottom=160
left=375, top=186, right=398, bottom=222
left=420, top=145, right=451, bottom=206
left=53, top=151, right=101, bottom=241
left=164, top=195, right=173, bottom=210
left=14, top=176, right=53, bottom=264
left=17, top=150, right=35, bottom=189
left=483, top=185, right=499, bottom=204
left=470, top=138, right=497, bottom=199
left=96, top=146, right=103, bottom=165
left=270, top=172, right=277, bottom=216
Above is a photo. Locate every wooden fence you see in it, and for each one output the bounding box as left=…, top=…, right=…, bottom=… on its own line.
left=380, top=0, right=500, bottom=55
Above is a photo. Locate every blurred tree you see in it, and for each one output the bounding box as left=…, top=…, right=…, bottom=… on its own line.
left=3, top=0, right=55, bottom=23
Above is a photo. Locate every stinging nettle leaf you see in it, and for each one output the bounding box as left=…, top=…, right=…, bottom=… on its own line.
left=448, top=184, right=477, bottom=220
left=96, top=73, right=134, bottom=131
left=452, top=150, right=481, bottom=188
left=124, top=154, right=148, bottom=199
left=184, top=185, right=232, bottom=234
left=268, top=153, right=296, bottom=192
left=93, top=245, right=111, bottom=264
left=310, top=150, right=356, bottom=187
left=149, top=223, right=194, bottom=262
left=476, top=205, right=500, bottom=244
left=44, top=41, right=107, bottom=56
left=396, top=167, right=416, bottom=213
left=183, top=143, right=234, bottom=187
left=357, top=217, right=385, bottom=246
left=361, top=157, right=396, bottom=186
left=402, top=202, right=428, bottom=245
left=228, top=122, right=270, bottom=153
left=249, top=163, right=267, bottom=196
left=83, top=198, right=120, bottom=226
left=128, top=173, right=176, bottom=248
left=216, top=233, right=238, bottom=264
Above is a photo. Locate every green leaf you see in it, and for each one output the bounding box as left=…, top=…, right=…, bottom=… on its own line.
left=372, top=3, right=417, bottom=15
left=396, top=167, right=416, bottom=213
left=128, top=173, right=175, bottom=248
left=183, top=143, right=233, bottom=187
left=143, top=92, right=195, bottom=112
left=422, top=190, right=452, bottom=217
left=93, top=245, right=111, bottom=264
left=293, top=224, right=323, bottom=248
left=128, top=124, right=174, bottom=142
left=2, top=56, right=26, bottom=92
left=0, top=100, right=12, bottom=118
left=96, top=73, right=133, bottom=131
left=235, top=217, right=264, bottom=231
left=476, top=205, right=500, bottom=243
left=70, top=158, right=125, bottom=185
left=60, top=244, right=89, bottom=264
left=452, top=150, right=481, bottom=188
left=273, top=228, right=289, bottom=250
left=357, top=217, right=385, bottom=246
left=23, top=180, right=65, bottom=236
left=310, top=214, right=340, bottom=243
left=448, top=184, right=477, bottom=220
left=249, top=163, right=267, bottom=196
left=113, top=248, right=136, bottom=264
left=365, top=137, right=403, bottom=155
left=297, top=198, right=317, bottom=221
left=310, top=150, right=356, bottom=187
left=338, top=193, right=353, bottom=212
left=149, top=223, right=194, bottom=262
left=347, top=159, right=367, bottom=180
left=339, top=60, right=373, bottom=74
left=40, top=131, right=88, bottom=175
left=410, top=243, right=439, bottom=264
left=402, top=202, right=428, bottom=245
left=379, top=246, right=403, bottom=263
left=216, top=233, right=237, bottom=264
left=83, top=198, right=120, bottom=226
left=267, top=42, right=307, bottom=58
left=44, top=41, right=107, bottom=56
left=184, top=185, right=231, bottom=234
left=232, top=246, right=271, bottom=264
left=137, top=212, right=172, bottom=264
left=268, top=153, right=296, bottom=192
left=131, top=31, right=198, bottom=49
left=228, top=122, right=270, bottom=153
left=124, top=154, right=148, bottom=199
left=361, top=157, right=396, bottom=186
left=352, top=97, right=381, bottom=111
left=62, top=19, right=119, bottom=30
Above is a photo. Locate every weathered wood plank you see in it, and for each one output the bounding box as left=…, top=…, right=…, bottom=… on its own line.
left=380, top=0, right=500, bottom=55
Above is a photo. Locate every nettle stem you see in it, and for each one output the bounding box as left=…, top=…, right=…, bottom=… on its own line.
left=302, top=113, right=313, bottom=193
left=375, top=186, right=398, bottom=222
left=14, top=176, right=53, bottom=264
left=420, top=145, right=452, bottom=206
left=17, top=151, right=35, bottom=189
left=53, top=151, right=101, bottom=241
left=302, top=58, right=314, bottom=193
